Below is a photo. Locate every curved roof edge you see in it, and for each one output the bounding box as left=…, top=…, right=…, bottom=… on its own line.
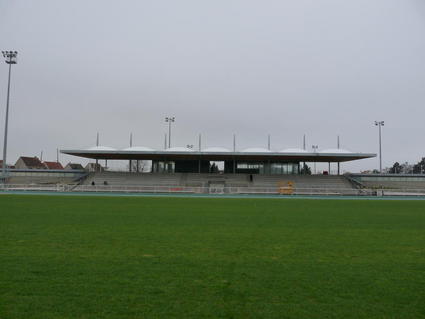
left=122, top=146, right=155, bottom=151
left=279, top=148, right=308, bottom=153
left=202, top=147, right=231, bottom=152
left=165, top=146, right=194, bottom=152
left=241, top=147, right=272, bottom=153
left=320, top=148, right=353, bottom=154
left=86, top=146, right=117, bottom=151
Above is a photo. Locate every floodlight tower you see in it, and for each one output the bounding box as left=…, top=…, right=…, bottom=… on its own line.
left=165, top=117, right=175, bottom=149
left=374, top=121, right=384, bottom=173
left=1, top=51, right=17, bottom=182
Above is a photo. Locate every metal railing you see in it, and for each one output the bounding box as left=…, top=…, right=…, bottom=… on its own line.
left=1, top=183, right=425, bottom=197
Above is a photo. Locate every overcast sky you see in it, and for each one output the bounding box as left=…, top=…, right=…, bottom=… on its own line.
left=1, top=0, right=424, bottom=172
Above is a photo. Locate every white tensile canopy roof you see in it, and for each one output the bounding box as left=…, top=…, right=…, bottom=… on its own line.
left=62, top=144, right=375, bottom=163
left=84, top=145, right=355, bottom=154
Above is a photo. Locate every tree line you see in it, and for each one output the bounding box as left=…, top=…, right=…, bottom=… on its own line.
left=388, top=157, right=425, bottom=174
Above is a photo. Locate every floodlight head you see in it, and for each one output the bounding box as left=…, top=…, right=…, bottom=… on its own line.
left=2, top=50, right=17, bottom=64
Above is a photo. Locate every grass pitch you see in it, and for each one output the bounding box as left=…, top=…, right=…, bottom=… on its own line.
left=0, top=195, right=424, bottom=319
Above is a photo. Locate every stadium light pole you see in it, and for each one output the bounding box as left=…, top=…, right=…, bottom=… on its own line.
left=267, top=134, right=271, bottom=150
left=312, top=145, right=318, bottom=174
left=302, top=134, right=306, bottom=173
left=129, top=132, right=133, bottom=173
left=337, top=135, right=340, bottom=175
left=374, top=121, right=384, bottom=173
left=165, top=117, right=175, bottom=149
left=1, top=51, right=17, bottom=182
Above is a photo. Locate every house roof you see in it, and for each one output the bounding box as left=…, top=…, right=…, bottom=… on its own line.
left=18, top=156, right=45, bottom=169
left=44, top=161, right=64, bottom=170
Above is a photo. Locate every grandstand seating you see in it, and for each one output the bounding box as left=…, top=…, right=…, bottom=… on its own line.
left=252, top=174, right=354, bottom=189
left=7, top=169, right=425, bottom=196
left=7, top=173, right=85, bottom=185
left=349, top=174, right=425, bottom=190
left=82, top=172, right=182, bottom=187
left=79, top=172, right=355, bottom=193
left=356, top=180, right=425, bottom=190
left=8, top=176, right=73, bottom=184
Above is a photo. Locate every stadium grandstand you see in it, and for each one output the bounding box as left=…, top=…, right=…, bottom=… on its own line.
left=1, top=144, right=423, bottom=196
left=30, top=144, right=377, bottom=195
left=61, top=146, right=374, bottom=175
left=1, top=144, right=423, bottom=195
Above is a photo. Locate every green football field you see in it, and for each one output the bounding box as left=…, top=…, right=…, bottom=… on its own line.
left=1, top=195, right=424, bottom=319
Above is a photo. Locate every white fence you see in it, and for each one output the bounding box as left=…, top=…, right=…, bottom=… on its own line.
left=1, top=183, right=425, bottom=197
